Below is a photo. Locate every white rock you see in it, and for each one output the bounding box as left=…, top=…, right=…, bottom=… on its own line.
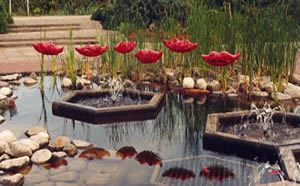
left=61, top=77, right=72, bottom=88
left=208, top=80, right=221, bottom=91
left=0, top=115, right=4, bottom=124
left=29, top=133, right=49, bottom=147
left=182, top=77, right=194, bottom=89
left=49, top=171, right=77, bottom=182
left=0, top=173, right=24, bottom=186
left=9, top=141, right=32, bottom=157
left=23, top=77, right=37, bottom=86
left=71, top=139, right=92, bottom=149
left=31, top=149, right=52, bottom=164
left=0, top=87, right=12, bottom=97
left=0, top=130, right=17, bottom=143
left=0, top=154, right=10, bottom=162
left=63, top=143, right=77, bottom=157
left=52, top=151, right=67, bottom=159
left=197, top=78, right=207, bottom=90
left=29, top=72, right=37, bottom=80
left=17, top=139, right=39, bottom=152
left=250, top=91, right=269, bottom=99
left=272, top=92, right=292, bottom=102
left=0, top=140, right=12, bottom=155
left=0, top=156, right=30, bottom=170
left=0, top=74, right=20, bottom=81
left=25, top=126, right=48, bottom=137
left=293, top=74, right=300, bottom=86
left=0, top=94, right=7, bottom=101
left=0, top=81, right=9, bottom=88
left=49, top=136, right=70, bottom=151
left=284, top=83, right=300, bottom=99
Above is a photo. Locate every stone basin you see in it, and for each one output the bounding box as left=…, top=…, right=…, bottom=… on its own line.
left=203, top=110, right=300, bottom=163
left=52, top=89, right=165, bottom=124
left=279, top=144, right=300, bottom=182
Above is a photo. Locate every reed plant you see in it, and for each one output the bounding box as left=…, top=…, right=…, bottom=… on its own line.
left=65, top=28, right=77, bottom=89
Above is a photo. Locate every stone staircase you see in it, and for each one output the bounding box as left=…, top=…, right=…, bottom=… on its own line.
left=0, top=16, right=101, bottom=48
left=0, top=16, right=106, bottom=74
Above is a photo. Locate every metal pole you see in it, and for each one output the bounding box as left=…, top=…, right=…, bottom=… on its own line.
left=9, top=0, right=11, bottom=15
left=27, top=0, right=29, bottom=16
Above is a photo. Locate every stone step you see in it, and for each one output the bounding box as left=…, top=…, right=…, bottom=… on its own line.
left=0, top=36, right=95, bottom=42
left=8, top=23, right=80, bottom=29
left=8, top=26, right=82, bottom=33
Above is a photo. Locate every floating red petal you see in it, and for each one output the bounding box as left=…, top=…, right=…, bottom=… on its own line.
left=114, top=41, right=137, bottom=54
left=134, top=50, right=163, bottom=64
left=201, top=51, right=240, bottom=67
left=75, top=44, right=109, bottom=57
left=32, top=42, right=64, bottom=55
left=163, top=38, right=198, bottom=53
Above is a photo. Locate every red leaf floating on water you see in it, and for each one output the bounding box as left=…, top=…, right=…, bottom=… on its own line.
left=162, top=167, right=195, bottom=181
left=32, top=42, right=64, bottom=55
left=163, top=38, right=198, bottom=53
left=201, top=51, right=240, bottom=67
left=134, top=50, right=163, bottom=64
left=116, top=146, right=137, bottom=160
left=79, top=147, right=110, bottom=160
left=200, top=165, right=235, bottom=181
left=135, top=150, right=162, bottom=166
left=75, top=44, right=109, bottom=57
left=114, top=41, right=137, bottom=54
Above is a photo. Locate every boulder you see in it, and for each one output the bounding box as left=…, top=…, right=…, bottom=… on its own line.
left=0, top=74, right=20, bottom=81
left=182, top=77, right=194, bottom=89
left=0, top=87, right=13, bottom=97
left=0, top=94, right=7, bottom=101
left=52, top=151, right=67, bottom=159
left=9, top=141, right=32, bottom=157
left=0, top=140, right=12, bottom=155
left=16, top=139, right=39, bottom=152
left=196, top=78, right=207, bottom=90
left=284, top=83, right=300, bottom=99
left=29, top=132, right=50, bottom=147
left=31, top=149, right=52, bottom=164
left=0, top=156, right=30, bottom=171
left=25, top=126, right=47, bottom=137
left=0, top=154, right=10, bottom=162
left=0, top=81, right=9, bottom=88
left=207, top=80, right=221, bottom=91
left=63, top=143, right=77, bottom=157
left=0, top=130, right=17, bottom=143
left=23, top=77, right=37, bottom=86
left=49, top=136, right=71, bottom=151
left=0, top=173, right=24, bottom=186
left=71, top=139, right=92, bottom=149
left=61, top=77, right=72, bottom=89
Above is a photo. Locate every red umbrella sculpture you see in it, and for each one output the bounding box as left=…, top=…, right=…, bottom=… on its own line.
left=32, top=42, right=64, bottom=84
left=75, top=44, right=109, bottom=79
left=163, top=38, right=198, bottom=78
left=201, top=51, right=240, bottom=90
left=114, top=41, right=137, bottom=77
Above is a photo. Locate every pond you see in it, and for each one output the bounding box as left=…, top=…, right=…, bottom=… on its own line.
left=1, top=76, right=297, bottom=185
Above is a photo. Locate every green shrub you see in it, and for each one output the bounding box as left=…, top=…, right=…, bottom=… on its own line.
left=0, top=0, right=13, bottom=34
left=91, top=0, right=188, bottom=30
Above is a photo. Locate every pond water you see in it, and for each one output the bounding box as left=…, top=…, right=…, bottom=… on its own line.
left=1, top=76, right=298, bottom=185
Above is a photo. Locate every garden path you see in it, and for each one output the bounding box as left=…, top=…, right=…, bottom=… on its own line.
left=0, top=16, right=104, bottom=74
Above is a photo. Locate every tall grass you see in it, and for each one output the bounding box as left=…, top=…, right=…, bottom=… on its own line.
left=65, top=28, right=77, bottom=90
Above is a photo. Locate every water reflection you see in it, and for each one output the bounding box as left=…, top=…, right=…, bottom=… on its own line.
left=199, top=165, right=235, bottom=181
left=135, top=150, right=162, bottom=167
left=116, top=146, right=137, bottom=160
left=79, top=147, right=110, bottom=160
left=162, top=167, right=195, bottom=180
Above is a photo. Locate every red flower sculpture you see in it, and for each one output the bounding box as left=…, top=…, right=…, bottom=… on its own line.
left=163, top=38, right=198, bottom=53
left=32, top=42, right=64, bottom=55
left=75, top=44, right=109, bottom=57
left=201, top=51, right=240, bottom=66
left=114, top=41, right=137, bottom=54
left=134, top=50, right=163, bottom=64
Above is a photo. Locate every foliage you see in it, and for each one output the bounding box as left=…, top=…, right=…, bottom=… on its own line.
left=91, top=0, right=188, bottom=30
left=0, top=0, right=13, bottom=34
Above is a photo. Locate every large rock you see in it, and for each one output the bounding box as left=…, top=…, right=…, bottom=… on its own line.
left=0, top=140, right=12, bottom=155
left=250, top=91, right=269, bottom=99
left=0, top=94, right=7, bottom=101
left=49, top=171, right=77, bottom=182
left=29, top=72, right=37, bottom=80
left=9, top=141, right=32, bottom=157
left=29, top=132, right=50, bottom=147
left=182, top=77, right=194, bottom=89
left=63, top=143, right=77, bottom=157
left=61, top=77, right=72, bottom=88
left=49, top=136, right=71, bottom=151
left=0, top=156, right=30, bottom=171
left=0, top=115, right=4, bottom=124
left=196, top=78, right=207, bottom=90
left=272, top=92, right=292, bottom=102
left=0, top=81, right=9, bottom=88
left=0, top=130, right=17, bottom=143
left=292, top=74, right=300, bottom=86
left=284, top=83, right=300, bottom=99
left=207, top=80, right=221, bottom=91
left=25, top=126, right=48, bottom=137
left=31, top=149, right=52, bottom=164
left=0, top=154, right=10, bottom=162
left=0, top=173, right=24, bottom=186
left=0, top=87, right=13, bottom=97
left=0, top=74, right=20, bottom=81
left=71, top=139, right=92, bottom=149
left=16, top=139, right=39, bottom=152
left=23, top=77, right=37, bottom=86
left=261, top=76, right=274, bottom=94
left=52, top=151, right=67, bottom=159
